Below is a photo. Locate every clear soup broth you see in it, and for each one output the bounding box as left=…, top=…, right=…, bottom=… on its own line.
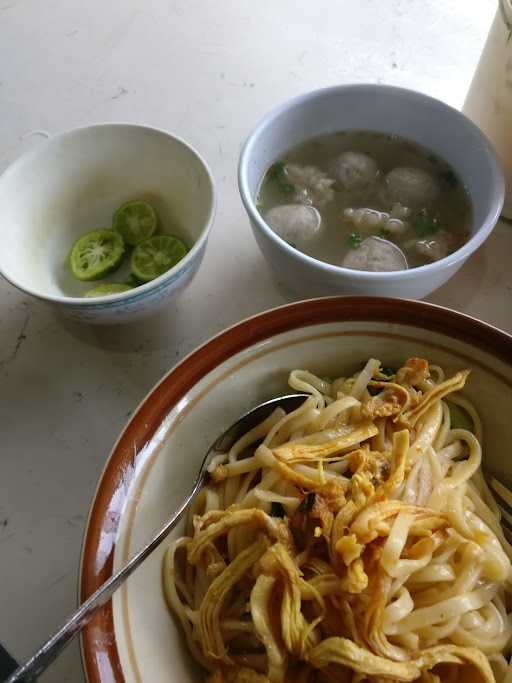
left=257, top=131, right=472, bottom=271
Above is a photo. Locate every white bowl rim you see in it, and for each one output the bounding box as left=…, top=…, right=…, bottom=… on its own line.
left=0, top=122, right=217, bottom=306
left=238, top=82, right=505, bottom=280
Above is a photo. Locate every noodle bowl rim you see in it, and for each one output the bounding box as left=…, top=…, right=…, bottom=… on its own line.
left=79, top=295, right=512, bottom=683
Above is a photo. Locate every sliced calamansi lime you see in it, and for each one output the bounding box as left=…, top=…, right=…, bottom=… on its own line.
left=131, top=235, right=188, bottom=282
left=113, top=200, right=158, bottom=246
left=69, top=229, right=125, bottom=281
left=84, top=283, right=132, bottom=298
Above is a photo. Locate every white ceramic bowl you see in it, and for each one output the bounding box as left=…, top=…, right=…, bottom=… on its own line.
left=238, top=84, right=504, bottom=299
left=0, top=124, right=216, bottom=324
left=80, top=296, right=512, bottom=683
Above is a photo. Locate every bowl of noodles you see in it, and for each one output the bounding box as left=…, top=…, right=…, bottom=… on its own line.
left=80, top=297, right=512, bottom=683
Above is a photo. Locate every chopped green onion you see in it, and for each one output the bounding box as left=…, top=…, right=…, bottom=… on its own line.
left=268, top=161, right=286, bottom=180
left=381, top=366, right=396, bottom=377
left=270, top=502, right=286, bottom=518
left=268, top=161, right=295, bottom=195
left=441, top=170, right=458, bottom=188
left=346, top=232, right=363, bottom=249
left=414, top=211, right=440, bottom=237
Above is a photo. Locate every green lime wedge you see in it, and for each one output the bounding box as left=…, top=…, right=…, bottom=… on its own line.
left=113, top=200, right=158, bottom=246
left=131, top=235, right=188, bottom=282
left=84, top=283, right=132, bottom=298
left=69, top=229, right=125, bottom=281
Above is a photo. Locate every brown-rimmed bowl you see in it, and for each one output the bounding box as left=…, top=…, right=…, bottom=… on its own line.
left=79, top=296, right=512, bottom=683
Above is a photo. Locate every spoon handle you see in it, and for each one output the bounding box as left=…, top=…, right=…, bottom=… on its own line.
left=4, top=478, right=203, bottom=683
left=5, top=394, right=308, bottom=683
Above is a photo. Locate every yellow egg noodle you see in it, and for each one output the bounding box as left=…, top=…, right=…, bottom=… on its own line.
left=163, top=358, right=512, bottom=683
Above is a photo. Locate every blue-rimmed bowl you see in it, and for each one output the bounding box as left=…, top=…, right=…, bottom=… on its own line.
left=0, top=124, right=216, bottom=324
left=238, top=84, right=504, bottom=299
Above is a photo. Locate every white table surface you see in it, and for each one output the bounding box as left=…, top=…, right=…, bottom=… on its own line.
left=0, top=1, right=506, bottom=680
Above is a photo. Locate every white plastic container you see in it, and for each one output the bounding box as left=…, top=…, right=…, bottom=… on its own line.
left=464, top=0, right=512, bottom=219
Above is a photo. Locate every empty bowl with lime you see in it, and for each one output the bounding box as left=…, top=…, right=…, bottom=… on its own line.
left=0, top=124, right=215, bottom=323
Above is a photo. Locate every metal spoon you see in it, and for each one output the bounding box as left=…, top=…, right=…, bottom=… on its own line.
left=5, top=393, right=307, bottom=683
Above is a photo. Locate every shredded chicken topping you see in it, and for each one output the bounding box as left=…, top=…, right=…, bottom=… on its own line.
left=163, top=357, right=511, bottom=683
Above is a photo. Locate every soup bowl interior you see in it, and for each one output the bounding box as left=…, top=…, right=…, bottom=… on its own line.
left=0, top=124, right=214, bottom=301
left=241, top=84, right=503, bottom=243
left=80, top=297, right=512, bottom=683
left=238, top=85, right=504, bottom=299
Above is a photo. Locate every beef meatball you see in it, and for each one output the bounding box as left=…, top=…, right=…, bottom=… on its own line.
left=265, top=204, right=322, bottom=247
left=330, top=151, right=379, bottom=192
left=385, top=167, right=439, bottom=208
left=341, top=236, right=408, bottom=272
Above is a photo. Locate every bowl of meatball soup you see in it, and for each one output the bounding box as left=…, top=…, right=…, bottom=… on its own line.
left=238, top=84, right=504, bottom=299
